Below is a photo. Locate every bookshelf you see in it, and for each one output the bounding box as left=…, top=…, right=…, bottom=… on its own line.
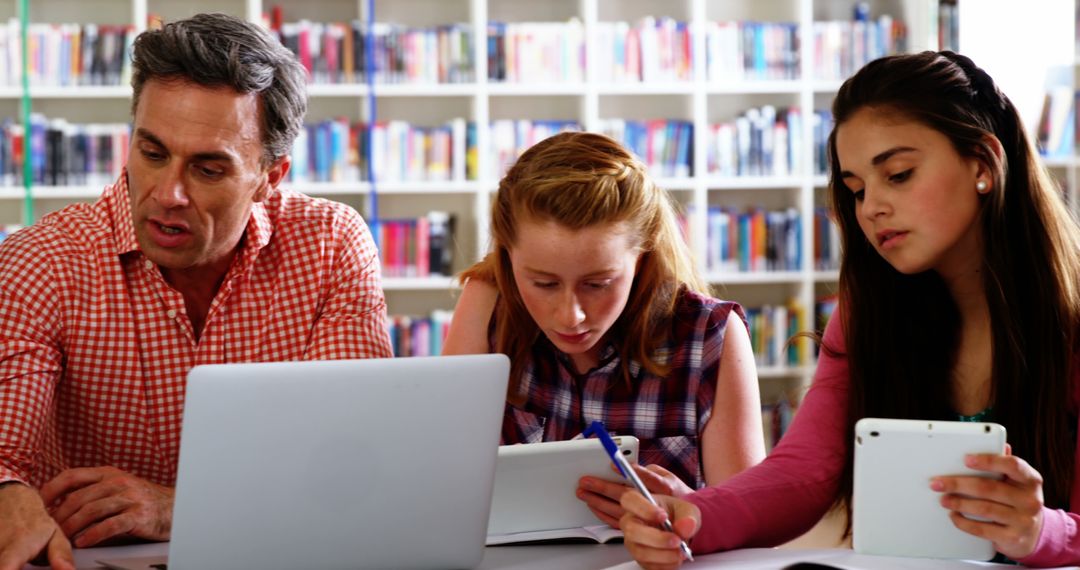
left=0, top=0, right=952, bottom=399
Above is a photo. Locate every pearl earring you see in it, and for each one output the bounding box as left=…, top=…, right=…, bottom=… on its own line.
left=976, top=180, right=988, bottom=192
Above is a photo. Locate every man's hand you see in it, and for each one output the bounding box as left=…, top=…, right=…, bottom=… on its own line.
left=0, top=482, right=74, bottom=570
left=41, top=467, right=174, bottom=548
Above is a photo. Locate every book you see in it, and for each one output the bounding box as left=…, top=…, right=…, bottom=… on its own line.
left=487, top=524, right=623, bottom=546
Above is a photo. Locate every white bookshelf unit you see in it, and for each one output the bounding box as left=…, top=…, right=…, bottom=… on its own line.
left=0, top=0, right=952, bottom=400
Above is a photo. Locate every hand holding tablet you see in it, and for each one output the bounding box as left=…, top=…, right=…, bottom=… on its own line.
left=853, top=418, right=1007, bottom=560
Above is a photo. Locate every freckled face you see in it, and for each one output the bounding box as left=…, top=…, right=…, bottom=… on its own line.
left=509, top=219, right=641, bottom=369
left=835, top=107, right=985, bottom=277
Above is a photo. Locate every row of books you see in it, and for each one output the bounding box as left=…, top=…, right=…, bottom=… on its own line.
left=746, top=299, right=809, bottom=368
left=272, top=18, right=475, bottom=85
left=376, top=211, right=456, bottom=278
left=0, top=20, right=134, bottom=87
left=705, top=207, right=801, bottom=273
left=0, top=114, right=838, bottom=190
left=707, top=105, right=803, bottom=178
left=492, top=115, right=830, bottom=181
left=593, top=18, right=692, bottom=83
left=0, top=115, right=129, bottom=188
left=599, top=119, right=692, bottom=179
left=490, top=120, right=580, bottom=179
left=290, top=118, right=690, bottom=184
left=0, top=14, right=909, bottom=89
left=388, top=310, right=454, bottom=357
left=813, top=207, right=841, bottom=271
left=387, top=301, right=832, bottom=369
left=705, top=21, right=799, bottom=82
left=811, top=16, right=907, bottom=81
left=486, top=21, right=585, bottom=84
left=762, top=392, right=799, bottom=452
left=289, top=118, right=474, bottom=184
left=488, top=16, right=903, bottom=85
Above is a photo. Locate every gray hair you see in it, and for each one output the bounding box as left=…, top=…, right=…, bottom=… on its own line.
left=130, top=12, right=308, bottom=165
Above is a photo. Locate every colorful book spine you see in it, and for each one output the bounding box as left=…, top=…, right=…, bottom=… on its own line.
left=594, top=17, right=692, bottom=83
left=706, top=206, right=801, bottom=272
left=597, top=119, right=693, bottom=179
left=379, top=211, right=455, bottom=278
left=813, top=207, right=841, bottom=271
left=274, top=15, right=474, bottom=85
left=489, top=119, right=582, bottom=178
left=745, top=298, right=808, bottom=368
left=486, top=20, right=584, bottom=83
left=705, top=20, right=799, bottom=82
left=0, top=115, right=129, bottom=188
left=708, top=106, right=803, bottom=177
left=388, top=309, right=454, bottom=357
left=287, top=119, right=476, bottom=184
left=0, top=20, right=134, bottom=87
left=812, top=11, right=907, bottom=81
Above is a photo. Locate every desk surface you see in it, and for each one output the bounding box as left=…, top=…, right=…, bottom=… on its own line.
left=24, top=540, right=632, bottom=570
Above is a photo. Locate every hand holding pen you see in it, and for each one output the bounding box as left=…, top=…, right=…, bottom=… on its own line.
left=583, top=421, right=695, bottom=563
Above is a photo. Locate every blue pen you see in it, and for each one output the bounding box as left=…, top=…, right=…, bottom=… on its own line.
left=583, top=420, right=694, bottom=562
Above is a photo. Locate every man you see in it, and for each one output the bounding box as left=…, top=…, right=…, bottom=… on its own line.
left=0, top=13, right=392, bottom=570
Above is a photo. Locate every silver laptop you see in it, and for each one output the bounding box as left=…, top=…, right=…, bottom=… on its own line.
left=98, top=354, right=509, bottom=570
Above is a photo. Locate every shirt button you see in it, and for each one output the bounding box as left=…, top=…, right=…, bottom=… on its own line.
left=167, top=309, right=177, bottom=319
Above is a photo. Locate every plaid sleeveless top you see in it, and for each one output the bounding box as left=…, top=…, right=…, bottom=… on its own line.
left=500, top=289, right=745, bottom=489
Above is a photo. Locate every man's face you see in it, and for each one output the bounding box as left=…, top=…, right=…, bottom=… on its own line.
left=128, top=79, right=288, bottom=273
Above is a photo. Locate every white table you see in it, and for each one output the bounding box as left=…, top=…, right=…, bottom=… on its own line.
left=23, top=540, right=633, bottom=570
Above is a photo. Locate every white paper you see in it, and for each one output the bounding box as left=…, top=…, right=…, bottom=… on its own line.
left=600, top=548, right=1080, bottom=570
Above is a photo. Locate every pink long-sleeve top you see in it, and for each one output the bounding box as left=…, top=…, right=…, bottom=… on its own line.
left=685, top=314, right=1080, bottom=567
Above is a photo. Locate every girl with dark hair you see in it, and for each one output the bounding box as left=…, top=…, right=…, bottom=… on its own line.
left=619, top=51, right=1080, bottom=568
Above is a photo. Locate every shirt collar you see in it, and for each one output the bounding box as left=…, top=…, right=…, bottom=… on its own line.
left=109, top=172, right=139, bottom=255
left=109, top=170, right=274, bottom=257
left=550, top=336, right=620, bottom=376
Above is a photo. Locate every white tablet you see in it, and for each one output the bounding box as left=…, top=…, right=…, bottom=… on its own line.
left=486, top=436, right=639, bottom=537
left=853, top=417, right=1007, bottom=560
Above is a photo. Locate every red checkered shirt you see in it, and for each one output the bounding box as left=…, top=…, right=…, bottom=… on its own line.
left=0, top=174, right=392, bottom=488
